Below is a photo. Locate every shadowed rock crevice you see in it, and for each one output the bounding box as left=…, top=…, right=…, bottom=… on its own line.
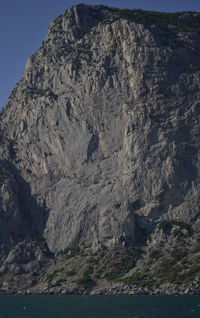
left=0, top=160, right=50, bottom=254
left=66, top=100, right=71, bottom=119
left=87, top=134, right=99, bottom=162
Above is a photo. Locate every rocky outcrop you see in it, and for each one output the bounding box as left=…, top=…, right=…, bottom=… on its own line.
left=0, top=4, right=200, bottom=292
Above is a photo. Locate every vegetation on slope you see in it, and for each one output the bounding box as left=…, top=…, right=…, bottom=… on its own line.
left=96, top=5, right=200, bottom=33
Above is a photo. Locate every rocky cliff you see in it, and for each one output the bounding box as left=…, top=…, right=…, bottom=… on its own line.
left=0, top=4, right=200, bottom=293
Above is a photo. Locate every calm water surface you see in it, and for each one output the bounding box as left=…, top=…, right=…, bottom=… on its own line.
left=0, top=295, right=200, bottom=318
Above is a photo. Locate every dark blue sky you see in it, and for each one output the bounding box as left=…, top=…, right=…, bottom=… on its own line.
left=1, top=0, right=199, bottom=110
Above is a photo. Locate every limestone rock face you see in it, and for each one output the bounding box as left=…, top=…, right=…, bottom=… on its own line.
left=0, top=4, right=200, bottom=258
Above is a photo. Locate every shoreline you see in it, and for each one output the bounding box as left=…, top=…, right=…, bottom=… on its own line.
left=1, top=283, right=200, bottom=296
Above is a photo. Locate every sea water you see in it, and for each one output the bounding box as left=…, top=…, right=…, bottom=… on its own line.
left=0, top=295, right=200, bottom=318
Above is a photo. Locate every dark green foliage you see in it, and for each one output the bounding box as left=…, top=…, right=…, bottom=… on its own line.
left=88, top=257, right=98, bottom=264
left=46, top=269, right=60, bottom=284
left=76, top=276, right=91, bottom=285
left=0, top=136, right=7, bottom=146
left=158, top=220, right=193, bottom=235
left=65, top=269, right=76, bottom=276
left=31, top=271, right=38, bottom=277
left=158, top=220, right=173, bottom=233
left=123, top=260, right=183, bottom=286
left=122, top=270, right=154, bottom=287
left=171, top=248, right=187, bottom=261
left=76, top=265, right=94, bottom=286
left=31, top=279, right=37, bottom=286
left=83, top=265, right=94, bottom=276
left=159, top=263, right=200, bottom=286
left=188, top=264, right=200, bottom=275
left=53, top=279, right=64, bottom=286
left=154, top=261, right=182, bottom=284
left=21, top=86, right=58, bottom=100
left=191, top=244, right=200, bottom=253
left=123, top=252, right=200, bottom=288
left=104, top=247, right=141, bottom=282
left=100, top=6, right=200, bottom=33
left=148, top=249, right=162, bottom=260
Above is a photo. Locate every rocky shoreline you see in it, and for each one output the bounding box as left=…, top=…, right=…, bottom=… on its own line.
left=1, top=283, right=199, bottom=296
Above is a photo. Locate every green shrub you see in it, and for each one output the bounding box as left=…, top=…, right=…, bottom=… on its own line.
left=46, top=269, right=59, bottom=282
left=65, top=270, right=76, bottom=276
left=100, top=6, right=200, bottom=34
left=122, top=270, right=147, bottom=285
left=31, top=279, right=37, bottom=286
left=158, top=221, right=173, bottom=234
left=158, top=220, right=192, bottom=235
left=105, top=271, right=121, bottom=281
left=76, top=265, right=94, bottom=286
left=76, top=276, right=91, bottom=285
left=31, top=271, right=38, bottom=277
left=171, top=249, right=186, bottom=261
left=148, top=249, right=162, bottom=260
left=188, top=265, right=200, bottom=275
left=83, top=265, right=94, bottom=276
left=191, top=244, right=200, bottom=253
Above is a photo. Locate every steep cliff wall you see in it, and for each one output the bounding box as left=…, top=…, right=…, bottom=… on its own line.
left=0, top=5, right=200, bottom=293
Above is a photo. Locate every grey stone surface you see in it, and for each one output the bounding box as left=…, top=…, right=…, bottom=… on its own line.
left=0, top=4, right=200, bottom=264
